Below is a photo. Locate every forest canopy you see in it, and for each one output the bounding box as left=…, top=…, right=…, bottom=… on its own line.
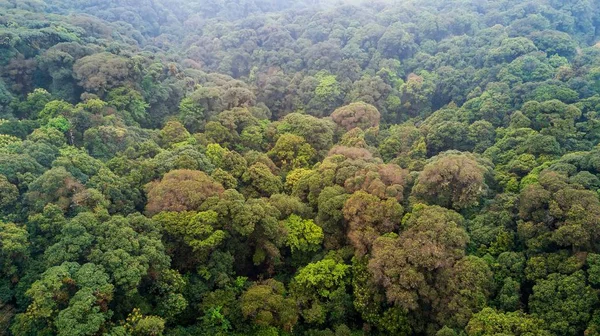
left=1, top=0, right=600, bottom=335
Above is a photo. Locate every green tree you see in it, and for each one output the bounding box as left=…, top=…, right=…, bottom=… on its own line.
left=12, top=262, right=114, bottom=336
left=283, top=214, right=323, bottom=253
left=435, top=256, right=494, bottom=328
left=377, top=23, right=416, bottom=59
left=268, top=133, right=316, bottom=172
left=0, top=174, right=19, bottom=210
left=529, top=271, right=597, bottom=336
left=44, top=212, right=170, bottom=298
left=278, top=113, right=335, bottom=153
left=241, top=279, right=298, bottom=331
left=310, top=71, right=342, bottom=117
left=466, top=308, right=551, bottom=336
left=241, top=163, right=282, bottom=198
left=153, top=210, right=226, bottom=262
left=106, top=87, right=149, bottom=126
left=159, top=121, right=191, bottom=148
left=518, top=171, right=600, bottom=252
left=0, top=221, right=29, bottom=282
left=291, top=257, right=350, bottom=324
left=124, top=308, right=165, bottom=336
left=178, top=96, right=205, bottom=133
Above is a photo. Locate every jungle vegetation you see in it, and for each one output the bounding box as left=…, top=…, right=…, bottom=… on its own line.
left=1, top=0, right=600, bottom=335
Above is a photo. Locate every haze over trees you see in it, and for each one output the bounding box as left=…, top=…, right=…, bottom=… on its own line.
left=1, top=0, right=600, bottom=335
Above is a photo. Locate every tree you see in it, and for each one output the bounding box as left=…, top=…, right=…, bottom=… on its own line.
left=0, top=174, right=18, bottom=210
left=268, top=133, right=316, bottom=172
left=435, top=256, right=493, bottom=328
left=467, top=193, right=518, bottom=254
left=12, top=262, right=114, bottom=336
left=25, top=166, right=84, bottom=214
left=44, top=212, right=170, bottom=298
left=425, top=121, right=471, bottom=156
left=159, top=121, right=191, bottom=148
left=124, top=308, right=166, bottom=336
left=106, top=87, right=149, bottom=126
left=178, top=96, right=205, bottom=133
left=87, top=167, right=142, bottom=214
left=145, top=170, right=225, bottom=215
left=0, top=221, right=29, bottom=281
left=10, top=88, right=51, bottom=120
left=368, top=204, right=468, bottom=317
left=468, top=121, right=496, bottom=153
left=73, top=53, right=135, bottom=94
left=462, top=83, right=512, bottom=127
left=52, top=147, right=103, bottom=183
left=377, top=23, right=416, bottom=59
left=153, top=210, right=226, bottom=262
left=199, top=189, right=285, bottom=269
left=486, top=37, right=538, bottom=65
left=530, top=30, right=578, bottom=58
left=0, top=153, right=44, bottom=189
left=215, top=107, right=260, bottom=144
left=268, top=194, right=313, bottom=220
left=278, top=113, right=335, bottom=153
left=398, top=72, right=435, bottom=120
left=331, top=102, right=381, bottom=131
left=241, top=279, right=298, bottom=331
left=351, top=256, right=411, bottom=334
left=211, top=168, right=238, bottom=190
left=308, top=71, right=343, bottom=117
left=518, top=171, right=600, bottom=252
left=379, top=124, right=426, bottom=169
left=412, top=153, right=489, bottom=210
left=283, top=214, right=323, bottom=253
left=498, top=54, right=554, bottom=84
left=291, top=257, right=350, bottom=324
left=37, top=42, right=93, bottom=101
left=83, top=126, right=131, bottom=159
left=37, top=100, right=75, bottom=124
left=346, top=74, right=398, bottom=119
left=343, top=191, right=403, bottom=256
left=521, top=100, right=582, bottom=149
left=152, top=145, right=214, bottom=175
left=529, top=271, right=597, bottom=336
left=241, top=163, right=283, bottom=198
left=466, top=308, right=551, bottom=336
left=315, top=186, right=349, bottom=249
left=587, top=253, right=600, bottom=286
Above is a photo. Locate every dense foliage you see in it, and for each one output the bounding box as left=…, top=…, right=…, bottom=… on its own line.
left=1, top=0, right=600, bottom=335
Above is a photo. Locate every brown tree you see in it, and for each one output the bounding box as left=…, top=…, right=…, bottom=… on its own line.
left=412, top=153, right=489, bottom=210
left=435, top=256, right=494, bottom=328
left=331, top=102, right=381, bottom=131
left=73, top=52, right=134, bottom=94
left=344, top=163, right=409, bottom=202
left=145, top=170, right=224, bottom=215
left=343, top=191, right=403, bottom=256
left=25, top=167, right=84, bottom=213
left=368, top=204, right=468, bottom=312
